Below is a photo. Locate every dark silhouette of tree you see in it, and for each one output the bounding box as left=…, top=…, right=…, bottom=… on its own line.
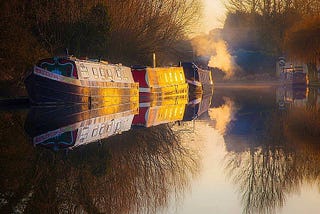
left=284, top=16, right=320, bottom=82
left=223, top=0, right=320, bottom=57
left=0, top=0, right=202, bottom=90
left=105, top=0, right=202, bottom=65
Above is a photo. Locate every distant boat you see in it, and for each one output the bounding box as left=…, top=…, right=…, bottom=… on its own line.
left=181, top=62, right=214, bottom=95
left=25, top=57, right=139, bottom=105
left=276, top=57, right=307, bottom=86
left=131, top=66, right=188, bottom=101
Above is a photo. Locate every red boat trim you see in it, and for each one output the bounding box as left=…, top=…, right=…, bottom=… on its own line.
left=34, top=66, right=81, bottom=86
left=34, top=123, right=79, bottom=145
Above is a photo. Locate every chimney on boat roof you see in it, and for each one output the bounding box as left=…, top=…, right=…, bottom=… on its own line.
left=152, top=53, right=156, bottom=68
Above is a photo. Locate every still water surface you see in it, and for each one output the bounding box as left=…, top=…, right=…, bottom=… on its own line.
left=1, top=86, right=320, bottom=213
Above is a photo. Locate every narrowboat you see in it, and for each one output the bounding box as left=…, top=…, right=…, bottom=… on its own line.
left=131, top=66, right=188, bottom=101
left=282, top=70, right=307, bottom=85
left=132, top=94, right=188, bottom=127
left=277, top=58, right=308, bottom=85
left=181, top=62, right=214, bottom=95
left=25, top=102, right=138, bottom=150
left=25, top=56, right=139, bottom=106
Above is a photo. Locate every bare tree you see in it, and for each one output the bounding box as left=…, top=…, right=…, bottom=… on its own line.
left=105, top=0, right=202, bottom=64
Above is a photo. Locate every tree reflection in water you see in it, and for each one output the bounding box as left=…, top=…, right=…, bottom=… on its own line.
left=0, top=115, right=199, bottom=214
left=224, top=103, right=320, bottom=214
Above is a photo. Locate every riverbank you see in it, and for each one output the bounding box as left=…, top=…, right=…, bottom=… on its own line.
left=214, top=81, right=281, bottom=88
left=0, top=81, right=27, bottom=98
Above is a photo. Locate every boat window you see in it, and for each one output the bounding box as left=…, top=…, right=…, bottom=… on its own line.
left=164, top=73, right=168, bottom=82
left=169, top=72, right=173, bottom=82
left=99, top=123, right=106, bottom=135
left=106, top=68, right=113, bottom=78
left=79, top=126, right=89, bottom=143
left=100, top=68, right=106, bottom=79
left=80, top=64, right=89, bottom=79
left=180, top=72, right=184, bottom=81
left=115, top=122, right=121, bottom=133
left=122, top=72, right=128, bottom=80
left=115, top=67, right=123, bottom=79
left=91, top=125, right=99, bottom=137
left=106, top=121, right=114, bottom=132
left=92, top=67, right=99, bottom=79
left=38, top=60, right=78, bottom=79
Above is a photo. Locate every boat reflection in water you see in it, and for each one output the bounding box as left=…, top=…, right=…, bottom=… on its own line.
left=132, top=94, right=189, bottom=127
left=18, top=89, right=214, bottom=213
left=7, top=100, right=201, bottom=214
left=183, top=94, right=212, bottom=121
left=2, top=111, right=200, bottom=214
left=25, top=89, right=214, bottom=150
left=25, top=102, right=139, bottom=150
left=276, top=85, right=307, bottom=109
left=132, top=90, right=213, bottom=128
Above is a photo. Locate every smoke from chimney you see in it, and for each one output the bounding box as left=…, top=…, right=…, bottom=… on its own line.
left=191, top=30, right=238, bottom=79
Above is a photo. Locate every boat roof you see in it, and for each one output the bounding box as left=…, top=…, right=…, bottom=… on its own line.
left=38, top=56, right=124, bottom=66
left=131, top=65, right=147, bottom=69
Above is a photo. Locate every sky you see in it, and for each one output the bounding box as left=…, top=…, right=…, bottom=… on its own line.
left=201, top=0, right=227, bottom=33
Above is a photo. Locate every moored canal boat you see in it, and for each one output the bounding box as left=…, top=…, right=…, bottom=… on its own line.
left=282, top=69, right=307, bottom=85
left=181, top=62, right=214, bottom=95
left=277, top=58, right=308, bottom=86
left=25, top=56, right=139, bottom=106
left=131, top=66, right=188, bottom=101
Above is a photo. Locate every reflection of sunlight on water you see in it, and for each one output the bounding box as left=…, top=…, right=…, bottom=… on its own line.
left=171, top=120, right=242, bottom=213
left=208, top=98, right=237, bottom=134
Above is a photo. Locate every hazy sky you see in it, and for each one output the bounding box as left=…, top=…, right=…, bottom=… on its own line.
left=202, top=0, right=226, bottom=33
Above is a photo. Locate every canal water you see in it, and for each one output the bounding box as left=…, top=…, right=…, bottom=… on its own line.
left=1, top=86, right=320, bottom=214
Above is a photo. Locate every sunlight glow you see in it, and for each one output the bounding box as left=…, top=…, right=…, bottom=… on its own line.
left=201, top=0, right=227, bottom=33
